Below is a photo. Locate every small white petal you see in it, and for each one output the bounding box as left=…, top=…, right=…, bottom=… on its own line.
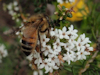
left=13, top=1, right=18, bottom=6
left=57, top=0, right=63, bottom=3
left=7, top=3, right=12, bottom=10
left=14, top=7, right=19, bottom=11
left=39, top=70, right=43, bottom=75
left=39, top=64, right=44, bottom=69
left=88, top=47, right=93, bottom=51
left=33, top=71, right=38, bottom=75
left=62, top=26, right=67, bottom=32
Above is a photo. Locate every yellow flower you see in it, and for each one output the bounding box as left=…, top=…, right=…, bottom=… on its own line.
left=60, top=0, right=89, bottom=22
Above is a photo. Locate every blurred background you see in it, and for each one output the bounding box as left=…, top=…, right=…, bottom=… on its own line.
left=0, top=0, right=100, bottom=75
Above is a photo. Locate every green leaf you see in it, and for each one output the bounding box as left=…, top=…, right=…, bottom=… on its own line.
left=65, top=67, right=72, bottom=72
left=72, top=67, right=77, bottom=75
left=63, top=63, right=72, bottom=67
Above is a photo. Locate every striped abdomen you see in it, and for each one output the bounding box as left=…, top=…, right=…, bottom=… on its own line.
left=21, top=31, right=38, bottom=56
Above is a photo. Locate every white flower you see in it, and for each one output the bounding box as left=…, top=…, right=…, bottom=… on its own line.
left=26, top=53, right=33, bottom=61
left=58, top=26, right=69, bottom=39
left=64, top=43, right=74, bottom=52
left=85, top=44, right=93, bottom=51
left=33, top=71, right=38, bottom=75
left=53, top=56, right=61, bottom=66
left=48, top=48, right=61, bottom=58
left=69, top=0, right=75, bottom=3
left=75, top=34, right=92, bottom=51
left=67, top=25, right=78, bottom=39
left=7, top=3, right=12, bottom=10
left=68, top=38, right=75, bottom=48
left=48, top=49, right=58, bottom=58
left=47, top=39, right=63, bottom=58
left=14, top=7, right=19, bottom=11
left=0, top=44, right=8, bottom=63
left=75, top=37, right=85, bottom=51
left=0, top=44, right=8, bottom=57
left=39, top=58, right=51, bottom=73
left=39, top=58, right=59, bottom=73
left=12, top=16, right=15, bottom=20
left=13, top=1, right=18, bottom=6
left=57, top=0, right=75, bottom=4
left=53, top=38, right=64, bottom=49
left=79, top=34, right=91, bottom=45
left=16, top=18, right=20, bottom=22
left=50, top=28, right=59, bottom=37
left=8, top=10, right=14, bottom=15
left=63, top=52, right=75, bottom=64
left=33, top=51, right=42, bottom=66
left=76, top=47, right=90, bottom=60
left=33, top=70, right=43, bottom=75
left=41, top=34, right=50, bottom=47
left=41, top=45, right=51, bottom=56
left=39, top=70, right=43, bottom=75
left=57, top=0, right=63, bottom=4
left=49, top=60, right=59, bottom=73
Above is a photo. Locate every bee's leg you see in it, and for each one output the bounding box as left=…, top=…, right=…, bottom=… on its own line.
left=38, top=30, right=41, bottom=51
left=38, top=30, right=43, bottom=57
left=40, top=28, right=48, bottom=33
left=40, top=28, right=50, bottom=37
left=47, top=28, right=50, bottom=35
left=35, top=45, right=40, bottom=53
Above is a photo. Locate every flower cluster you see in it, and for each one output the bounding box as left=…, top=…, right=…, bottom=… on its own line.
left=0, top=44, right=8, bottom=63
left=3, top=1, right=20, bottom=22
left=57, top=0, right=75, bottom=4
left=26, top=25, right=93, bottom=74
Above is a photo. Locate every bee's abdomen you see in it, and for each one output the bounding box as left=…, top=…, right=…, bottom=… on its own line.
left=22, top=40, right=33, bottom=47
left=21, top=36, right=37, bottom=56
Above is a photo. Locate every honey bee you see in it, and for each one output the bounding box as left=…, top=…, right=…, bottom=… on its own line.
left=21, top=14, right=50, bottom=56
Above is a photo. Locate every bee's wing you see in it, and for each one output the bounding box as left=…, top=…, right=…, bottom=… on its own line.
left=22, top=20, right=41, bottom=38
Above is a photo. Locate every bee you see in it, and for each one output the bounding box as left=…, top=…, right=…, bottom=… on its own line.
left=21, top=14, right=50, bottom=56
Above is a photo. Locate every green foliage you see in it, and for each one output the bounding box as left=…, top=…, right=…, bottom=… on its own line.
left=63, top=61, right=83, bottom=75
left=82, top=59, right=100, bottom=75
left=77, top=0, right=100, bottom=42
left=62, top=55, right=99, bottom=75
